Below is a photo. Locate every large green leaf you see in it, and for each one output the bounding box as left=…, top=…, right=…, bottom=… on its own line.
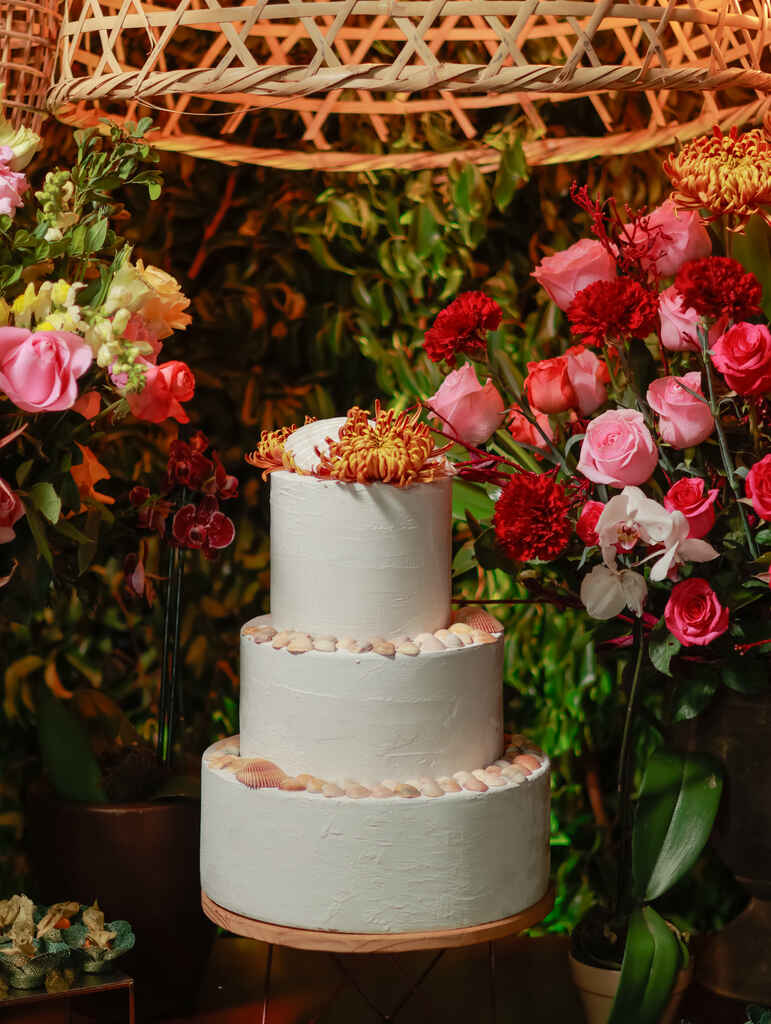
left=632, top=749, right=723, bottom=903
left=609, top=906, right=683, bottom=1024
left=37, top=689, right=106, bottom=803
left=451, top=480, right=496, bottom=523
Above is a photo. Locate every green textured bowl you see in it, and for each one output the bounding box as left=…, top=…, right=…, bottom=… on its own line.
left=0, top=941, right=71, bottom=990
left=63, top=920, right=135, bottom=974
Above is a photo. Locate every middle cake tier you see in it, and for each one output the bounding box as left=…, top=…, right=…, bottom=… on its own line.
left=240, top=615, right=504, bottom=786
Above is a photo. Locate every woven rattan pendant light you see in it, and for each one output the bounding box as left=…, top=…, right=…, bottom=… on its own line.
left=13, top=1, right=771, bottom=170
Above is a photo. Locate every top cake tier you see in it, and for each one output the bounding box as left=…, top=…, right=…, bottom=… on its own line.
left=269, top=418, right=452, bottom=640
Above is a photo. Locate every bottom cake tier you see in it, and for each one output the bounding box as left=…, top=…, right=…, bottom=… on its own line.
left=200, top=738, right=551, bottom=933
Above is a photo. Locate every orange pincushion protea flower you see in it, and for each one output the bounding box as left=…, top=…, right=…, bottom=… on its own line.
left=316, top=402, right=451, bottom=487
left=244, top=418, right=315, bottom=480
left=663, top=126, right=771, bottom=232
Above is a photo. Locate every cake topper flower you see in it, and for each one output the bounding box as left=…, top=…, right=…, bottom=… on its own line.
left=315, top=401, right=452, bottom=487
left=244, top=419, right=315, bottom=480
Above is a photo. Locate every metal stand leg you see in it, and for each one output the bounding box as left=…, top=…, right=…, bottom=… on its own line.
left=488, top=941, right=497, bottom=1024
left=329, top=948, right=446, bottom=1022
left=260, top=942, right=274, bottom=1024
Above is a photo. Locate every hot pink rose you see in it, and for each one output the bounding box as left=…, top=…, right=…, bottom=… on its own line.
left=576, top=500, right=604, bottom=546
left=0, top=147, right=28, bottom=218
left=664, top=478, right=719, bottom=539
left=636, top=200, right=712, bottom=278
left=531, top=239, right=617, bottom=311
left=565, top=345, right=609, bottom=415
left=665, top=577, right=729, bottom=647
left=577, top=408, right=658, bottom=487
left=508, top=407, right=553, bottom=450
left=427, top=363, right=504, bottom=446
left=647, top=373, right=715, bottom=449
left=0, top=327, right=93, bottom=413
left=0, top=476, right=24, bottom=543
left=524, top=356, right=576, bottom=414
left=711, top=322, right=771, bottom=396
left=127, top=359, right=195, bottom=424
left=746, top=454, right=771, bottom=520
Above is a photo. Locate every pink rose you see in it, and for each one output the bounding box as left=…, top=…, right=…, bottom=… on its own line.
left=664, top=478, right=719, bottom=539
left=577, top=408, right=658, bottom=487
left=0, top=476, right=24, bottom=543
left=635, top=200, right=712, bottom=278
left=532, top=239, right=617, bottom=311
left=127, top=359, right=195, bottom=424
left=565, top=345, right=609, bottom=415
left=647, top=373, right=715, bottom=449
left=665, top=578, right=729, bottom=647
left=123, top=313, right=162, bottom=362
left=427, top=363, right=504, bottom=446
left=0, top=147, right=29, bottom=218
left=576, top=500, right=604, bottom=546
left=711, top=322, right=771, bottom=396
left=507, top=407, right=553, bottom=450
left=746, top=454, right=771, bottom=520
left=0, top=327, right=93, bottom=413
left=524, top=356, right=576, bottom=414
left=658, top=286, right=700, bottom=352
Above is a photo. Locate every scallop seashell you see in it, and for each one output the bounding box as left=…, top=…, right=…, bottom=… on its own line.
left=322, top=783, right=344, bottom=797
left=287, top=634, right=313, bottom=654
left=345, top=783, right=372, bottom=799
left=502, top=765, right=527, bottom=783
left=271, top=631, right=293, bottom=649
left=305, top=777, right=326, bottom=794
left=437, top=776, right=462, bottom=794
left=473, top=768, right=506, bottom=788
left=396, top=641, right=420, bottom=657
left=372, top=639, right=396, bottom=658
left=454, top=771, right=487, bottom=793
left=415, top=633, right=445, bottom=652
left=279, top=776, right=307, bottom=791
left=236, top=758, right=286, bottom=789
left=394, top=783, right=421, bottom=799
left=471, top=630, right=498, bottom=645
left=312, top=637, right=337, bottom=653
left=484, top=765, right=503, bottom=776
left=417, top=778, right=444, bottom=798
left=370, top=784, right=395, bottom=798
left=454, top=607, right=504, bottom=634
left=514, top=754, right=542, bottom=775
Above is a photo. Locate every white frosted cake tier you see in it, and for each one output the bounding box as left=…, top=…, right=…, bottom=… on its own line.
left=240, top=616, right=504, bottom=785
left=269, top=470, right=452, bottom=640
left=201, top=740, right=551, bottom=933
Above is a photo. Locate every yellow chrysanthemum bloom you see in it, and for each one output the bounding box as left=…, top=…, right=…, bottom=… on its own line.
left=664, top=126, right=771, bottom=232
left=316, top=402, right=451, bottom=488
left=245, top=422, right=310, bottom=480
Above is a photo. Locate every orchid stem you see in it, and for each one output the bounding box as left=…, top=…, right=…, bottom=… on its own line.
left=614, top=616, right=645, bottom=920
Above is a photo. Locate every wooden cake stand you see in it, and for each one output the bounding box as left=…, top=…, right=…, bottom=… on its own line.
left=202, top=886, right=554, bottom=1022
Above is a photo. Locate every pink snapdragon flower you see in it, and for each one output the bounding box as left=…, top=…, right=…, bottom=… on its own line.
left=0, top=146, right=28, bottom=218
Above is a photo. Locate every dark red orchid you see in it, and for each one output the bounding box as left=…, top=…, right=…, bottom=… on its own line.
left=164, top=439, right=213, bottom=491
left=172, top=496, right=235, bottom=560
left=205, top=451, right=239, bottom=500
left=129, top=486, right=172, bottom=535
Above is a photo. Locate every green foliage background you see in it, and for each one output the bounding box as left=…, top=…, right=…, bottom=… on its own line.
left=0, top=114, right=740, bottom=928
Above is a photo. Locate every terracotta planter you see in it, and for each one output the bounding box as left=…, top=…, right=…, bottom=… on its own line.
left=25, top=787, right=213, bottom=1020
left=569, top=953, right=693, bottom=1024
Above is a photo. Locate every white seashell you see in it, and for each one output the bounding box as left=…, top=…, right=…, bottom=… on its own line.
left=449, top=621, right=474, bottom=637
left=370, top=784, right=395, bottom=798
left=434, top=629, right=462, bottom=648
left=453, top=607, right=504, bottom=634
left=344, top=783, right=371, bottom=799
left=322, top=783, right=344, bottom=797
left=271, top=631, right=293, bottom=649
left=437, top=776, right=462, bottom=794
left=484, top=765, right=503, bottom=776
left=207, top=753, right=241, bottom=771
left=502, top=765, right=527, bottom=783
left=416, top=633, right=445, bottom=652
left=454, top=771, right=487, bottom=793
left=287, top=634, right=313, bottom=654
left=514, top=754, right=542, bottom=776
left=396, top=641, right=420, bottom=656
left=471, top=630, right=498, bottom=645
left=236, top=758, right=286, bottom=789
left=494, top=759, right=511, bottom=769
left=305, top=777, right=326, bottom=794
left=417, top=777, right=444, bottom=798
left=312, top=637, right=337, bottom=652
left=316, top=635, right=337, bottom=643
left=372, top=639, right=396, bottom=658
left=279, top=776, right=307, bottom=791
left=340, top=637, right=372, bottom=654
left=338, top=635, right=357, bottom=652
left=394, top=783, right=421, bottom=799
left=382, top=779, right=398, bottom=790
left=474, top=768, right=506, bottom=788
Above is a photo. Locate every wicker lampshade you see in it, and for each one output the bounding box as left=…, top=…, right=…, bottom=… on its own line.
left=36, top=1, right=771, bottom=170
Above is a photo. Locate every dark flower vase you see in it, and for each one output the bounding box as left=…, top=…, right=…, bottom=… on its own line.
left=673, top=685, right=771, bottom=1002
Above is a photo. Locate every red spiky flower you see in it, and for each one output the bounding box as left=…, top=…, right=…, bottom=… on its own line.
left=424, top=292, right=502, bottom=365
left=567, top=278, right=659, bottom=348
left=675, top=257, right=762, bottom=323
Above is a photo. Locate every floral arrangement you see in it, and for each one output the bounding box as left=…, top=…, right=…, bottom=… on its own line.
left=421, top=125, right=771, bottom=1021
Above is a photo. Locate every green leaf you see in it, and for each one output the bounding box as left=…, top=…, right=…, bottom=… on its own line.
left=147, top=181, right=161, bottom=201
left=15, top=459, right=33, bottom=487
left=493, top=135, right=529, bottom=213
left=746, top=1006, right=771, bottom=1024
left=78, top=507, right=101, bottom=575
left=37, top=689, right=106, bottom=803
left=452, top=543, right=476, bottom=579
left=24, top=506, right=53, bottom=568
left=609, top=906, right=683, bottom=1024
left=723, top=659, right=771, bottom=695
left=28, top=481, right=62, bottom=525
left=452, top=480, right=495, bottom=523
left=648, top=618, right=680, bottom=677
left=671, top=670, right=719, bottom=721
left=632, top=749, right=723, bottom=902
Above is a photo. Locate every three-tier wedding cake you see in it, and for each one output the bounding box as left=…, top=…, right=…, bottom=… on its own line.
left=200, top=409, right=550, bottom=934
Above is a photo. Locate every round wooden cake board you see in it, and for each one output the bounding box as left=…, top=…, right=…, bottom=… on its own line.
left=201, top=886, right=555, bottom=954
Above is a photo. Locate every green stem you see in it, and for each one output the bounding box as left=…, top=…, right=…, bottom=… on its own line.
left=614, top=616, right=645, bottom=920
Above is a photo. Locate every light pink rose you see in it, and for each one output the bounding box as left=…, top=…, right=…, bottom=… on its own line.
left=0, top=327, right=93, bottom=413
left=0, top=476, right=24, bottom=543
left=658, top=286, right=726, bottom=353
left=427, top=363, right=504, bottom=446
left=577, top=408, right=658, bottom=487
left=664, top=478, right=719, bottom=539
left=635, top=199, right=712, bottom=278
left=507, top=407, right=553, bottom=450
left=565, top=345, right=609, bottom=415
left=647, top=373, right=715, bottom=449
left=531, top=239, right=617, bottom=311
left=665, top=577, right=729, bottom=647
left=0, top=146, right=29, bottom=218
left=127, top=359, right=195, bottom=424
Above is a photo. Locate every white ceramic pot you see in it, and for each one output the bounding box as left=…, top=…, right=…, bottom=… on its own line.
left=568, top=953, right=693, bottom=1024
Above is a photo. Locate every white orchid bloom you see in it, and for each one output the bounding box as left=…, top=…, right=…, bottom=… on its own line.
left=645, top=510, right=719, bottom=582
left=596, top=486, right=674, bottom=570
left=580, top=564, right=648, bottom=620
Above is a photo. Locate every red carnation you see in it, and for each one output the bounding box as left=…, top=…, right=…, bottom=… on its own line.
left=567, top=278, right=659, bottom=348
left=493, top=472, right=574, bottom=562
left=675, top=257, right=761, bottom=323
left=172, top=496, right=235, bottom=560
left=424, top=292, right=502, bottom=365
